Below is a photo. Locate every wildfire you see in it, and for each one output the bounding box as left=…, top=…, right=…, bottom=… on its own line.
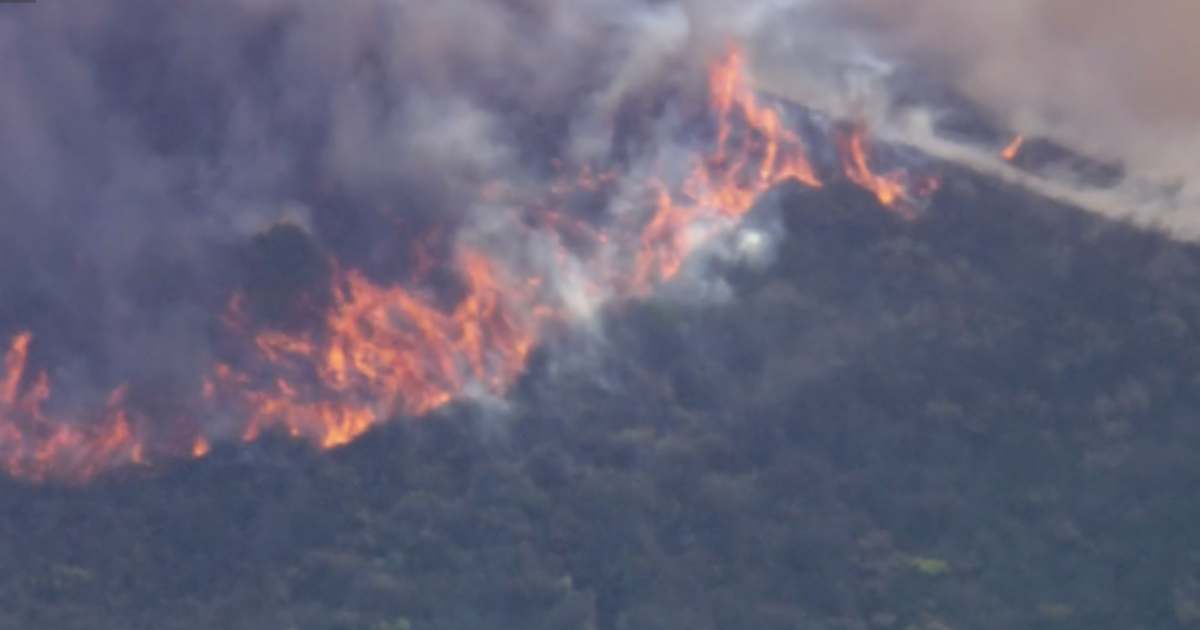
left=0, top=45, right=939, bottom=484
left=1001, top=134, right=1025, bottom=161
left=207, top=251, right=544, bottom=450
left=628, top=48, right=826, bottom=289
left=0, top=333, right=145, bottom=483
left=837, top=123, right=912, bottom=216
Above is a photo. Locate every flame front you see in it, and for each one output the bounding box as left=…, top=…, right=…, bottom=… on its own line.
left=0, top=46, right=938, bottom=483
left=0, top=333, right=144, bottom=483
left=628, top=48, right=825, bottom=289
left=209, top=252, right=542, bottom=449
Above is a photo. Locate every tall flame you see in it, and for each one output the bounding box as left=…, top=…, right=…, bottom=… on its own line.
left=836, top=123, right=916, bottom=217
left=628, top=48, right=825, bottom=289
left=0, top=45, right=938, bottom=484
left=208, top=251, right=543, bottom=449
left=0, top=333, right=145, bottom=483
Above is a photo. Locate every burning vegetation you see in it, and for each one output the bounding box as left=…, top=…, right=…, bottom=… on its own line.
left=5, top=136, right=1200, bottom=630
left=0, top=47, right=938, bottom=484
left=5, top=3, right=1200, bottom=630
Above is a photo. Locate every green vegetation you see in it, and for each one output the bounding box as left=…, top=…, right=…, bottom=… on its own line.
left=2, top=174, right=1200, bottom=629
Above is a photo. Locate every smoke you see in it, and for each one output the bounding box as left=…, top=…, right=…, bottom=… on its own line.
left=11, top=0, right=1179, bottom=426
left=0, top=0, right=971, bottom=479
left=831, top=0, right=1200, bottom=191
left=0, top=0, right=766, bottom=428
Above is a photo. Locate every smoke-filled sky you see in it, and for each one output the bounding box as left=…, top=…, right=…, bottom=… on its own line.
left=0, top=0, right=768, bottom=445
left=3, top=0, right=1195, bottom=288
left=0, top=0, right=1195, bottom=454
left=3, top=0, right=1197, bottom=255
left=0, top=0, right=683, bottom=386
left=1, top=0, right=1198, bottom=483
left=836, top=0, right=1200, bottom=187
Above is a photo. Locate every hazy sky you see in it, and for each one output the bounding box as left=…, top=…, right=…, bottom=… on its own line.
left=839, top=0, right=1200, bottom=184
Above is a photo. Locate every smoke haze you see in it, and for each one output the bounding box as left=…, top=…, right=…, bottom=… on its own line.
left=0, top=0, right=692, bottom=382
left=835, top=0, right=1200, bottom=190
left=0, top=0, right=802, bottom=466
left=4, top=0, right=1197, bottom=369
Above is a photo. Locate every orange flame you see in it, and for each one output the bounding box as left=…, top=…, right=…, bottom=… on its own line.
left=836, top=123, right=912, bottom=216
left=0, top=44, right=939, bottom=483
left=706, top=48, right=822, bottom=195
left=209, top=251, right=544, bottom=450
left=1001, top=134, right=1024, bottom=161
left=627, top=47, right=827, bottom=289
left=0, top=333, right=145, bottom=483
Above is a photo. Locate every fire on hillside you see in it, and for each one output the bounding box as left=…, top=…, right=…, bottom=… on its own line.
left=0, top=47, right=940, bottom=484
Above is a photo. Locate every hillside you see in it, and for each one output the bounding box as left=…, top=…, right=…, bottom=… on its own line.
left=4, top=170, right=1200, bottom=630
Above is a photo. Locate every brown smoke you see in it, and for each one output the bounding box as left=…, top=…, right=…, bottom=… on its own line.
left=839, top=0, right=1200, bottom=186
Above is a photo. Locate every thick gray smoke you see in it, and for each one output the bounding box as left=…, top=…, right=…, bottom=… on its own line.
left=6, top=0, right=1191, bottom=402
left=0, top=0, right=735, bottom=406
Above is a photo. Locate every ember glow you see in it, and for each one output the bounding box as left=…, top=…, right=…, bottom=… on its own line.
left=1001, top=135, right=1025, bottom=161
left=0, top=46, right=938, bottom=484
